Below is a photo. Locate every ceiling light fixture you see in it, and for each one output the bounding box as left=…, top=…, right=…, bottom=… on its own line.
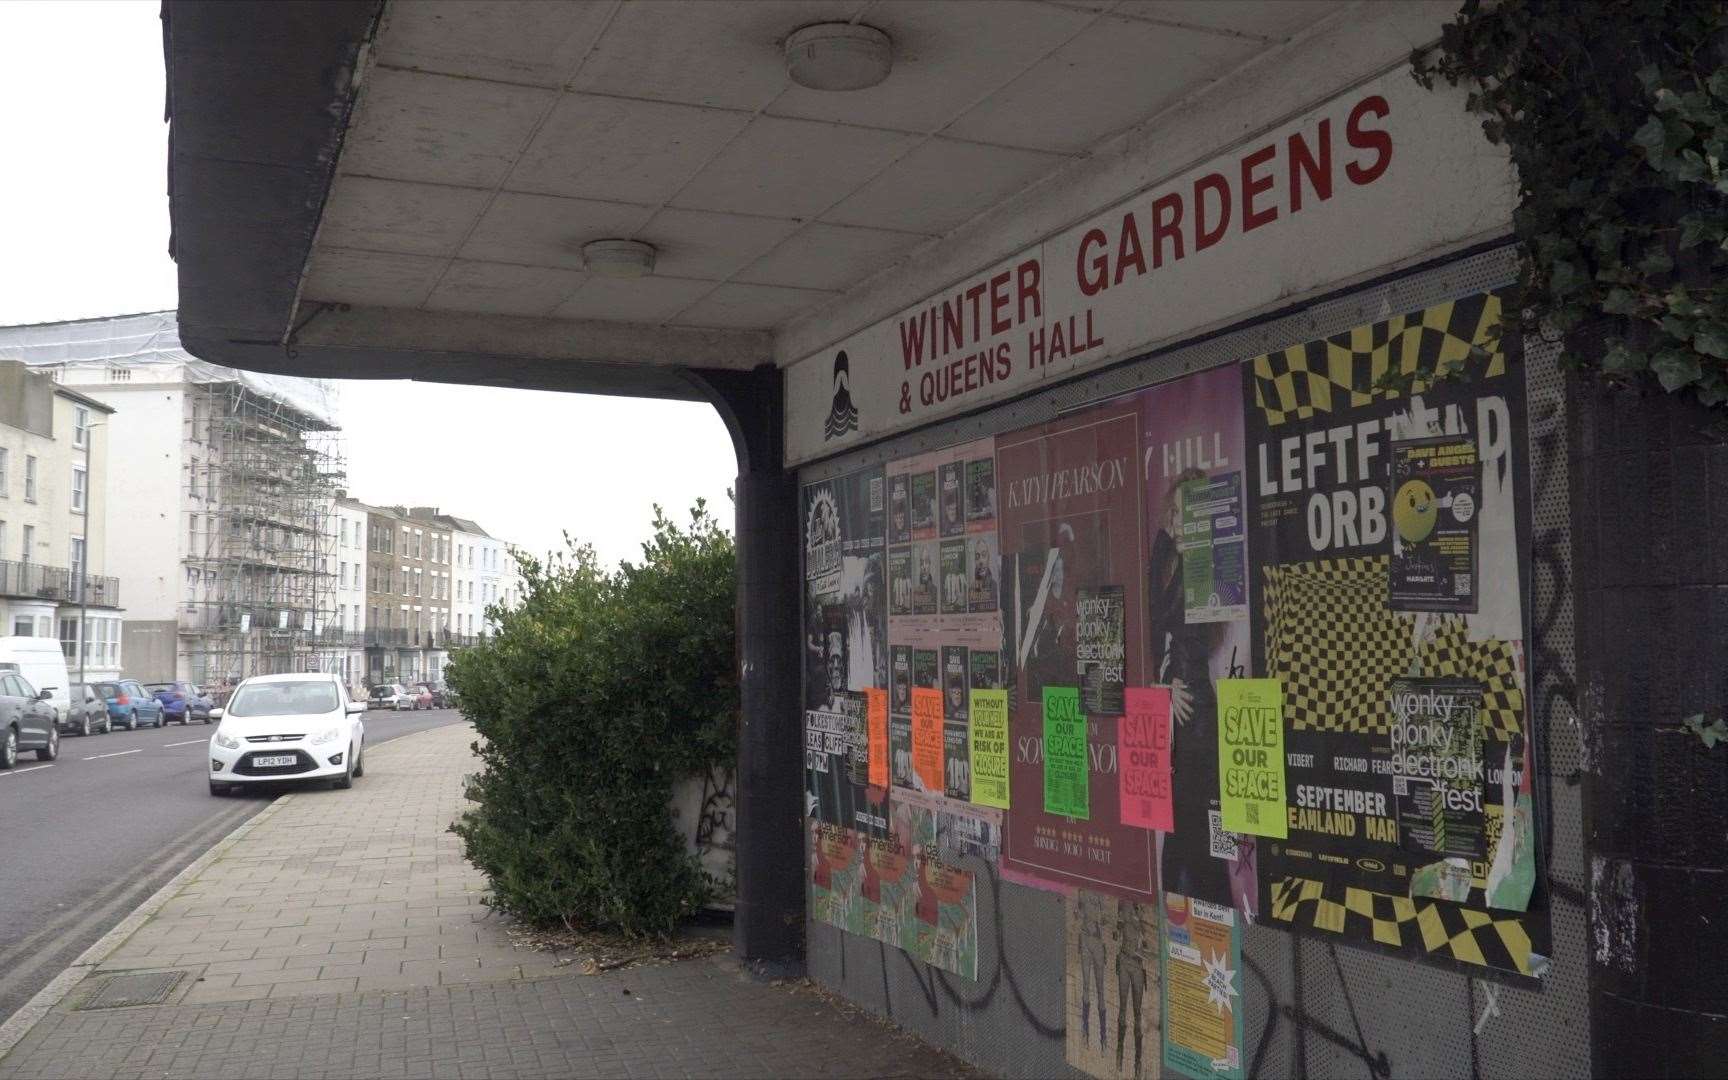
left=582, top=239, right=657, bottom=279
left=785, top=23, right=892, bottom=92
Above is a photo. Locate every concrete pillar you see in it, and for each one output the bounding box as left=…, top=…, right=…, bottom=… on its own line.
left=1573, top=379, right=1728, bottom=1076
left=687, top=364, right=805, bottom=971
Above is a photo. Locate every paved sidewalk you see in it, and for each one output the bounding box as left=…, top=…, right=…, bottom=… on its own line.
left=0, top=722, right=974, bottom=1079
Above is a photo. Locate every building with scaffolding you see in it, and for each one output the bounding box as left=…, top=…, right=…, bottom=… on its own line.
left=0, top=312, right=343, bottom=688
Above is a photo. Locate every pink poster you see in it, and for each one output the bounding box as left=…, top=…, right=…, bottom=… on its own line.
left=1119, top=686, right=1173, bottom=831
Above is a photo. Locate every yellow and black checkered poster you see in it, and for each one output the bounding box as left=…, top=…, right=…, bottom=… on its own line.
left=1242, top=290, right=1548, bottom=979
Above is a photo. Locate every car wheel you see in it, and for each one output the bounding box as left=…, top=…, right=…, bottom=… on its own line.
left=332, top=749, right=354, bottom=790
left=102, top=717, right=112, bottom=734
left=209, top=781, right=228, bottom=797
left=1, top=727, right=16, bottom=769
left=37, top=727, right=59, bottom=762
left=352, top=744, right=365, bottom=778
left=79, top=714, right=91, bottom=737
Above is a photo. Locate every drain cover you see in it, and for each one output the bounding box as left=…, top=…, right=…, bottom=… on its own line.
left=79, top=971, right=184, bottom=1010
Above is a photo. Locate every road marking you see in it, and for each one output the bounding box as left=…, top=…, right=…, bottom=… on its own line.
left=0, top=763, right=55, bottom=776
left=163, top=739, right=206, bottom=747
left=82, top=749, right=142, bottom=760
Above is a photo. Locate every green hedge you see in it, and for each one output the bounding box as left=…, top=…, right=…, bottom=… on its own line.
left=448, top=501, right=737, bottom=937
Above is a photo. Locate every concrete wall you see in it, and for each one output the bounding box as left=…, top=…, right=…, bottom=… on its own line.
left=80, top=384, right=187, bottom=623
left=122, top=619, right=178, bottom=683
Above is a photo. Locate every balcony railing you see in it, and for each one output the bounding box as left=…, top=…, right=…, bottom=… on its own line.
left=357, top=628, right=488, bottom=649
left=0, top=559, right=120, bottom=608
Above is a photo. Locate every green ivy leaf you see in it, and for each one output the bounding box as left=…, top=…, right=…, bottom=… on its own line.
left=1711, top=69, right=1728, bottom=102
left=1652, top=348, right=1704, bottom=391
left=1638, top=64, right=1664, bottom=95
left=1548, top=258, right=1588, bottom=296
left=1633, top=115, right=1669, bottom=160
left=1698, top=373, right=1728, bottom=407
left=1592, top=222, right=1626, bottom=257
left=1695, top=326, right=1728, bottom=359
left=1679, top=215, right=1717, bottom=249
left=1602, top=287, right=1641, bottom=315
left=1639, top=248, right=1675, bottom=275
left=1662, top=315, right=1696, bottom=340
left=1601, top=340, right=1649, bottom=373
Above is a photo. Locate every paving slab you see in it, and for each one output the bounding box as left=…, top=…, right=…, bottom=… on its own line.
left=0, top=721, right=976, bottom=1080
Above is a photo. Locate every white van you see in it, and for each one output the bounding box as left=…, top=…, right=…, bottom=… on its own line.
left=0, top=637, right=71, bottom=727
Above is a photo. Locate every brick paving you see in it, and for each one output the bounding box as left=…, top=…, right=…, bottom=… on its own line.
left=0, top=722, right=975, bottom=1079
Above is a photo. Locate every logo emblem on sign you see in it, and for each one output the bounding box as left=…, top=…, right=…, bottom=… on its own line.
left=824, top=349, right=859, bottom=441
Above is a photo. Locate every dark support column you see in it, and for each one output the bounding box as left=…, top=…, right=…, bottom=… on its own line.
left=686, top=364, right=805, bottom=972
left=1573, top=378, right=1728, bottom=1077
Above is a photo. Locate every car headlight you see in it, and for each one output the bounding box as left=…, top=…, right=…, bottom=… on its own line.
left=310, top=727, right=340, bottom=746
left=214, top=730, right=241, bottom=750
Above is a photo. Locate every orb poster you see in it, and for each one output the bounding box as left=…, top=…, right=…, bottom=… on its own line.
left=1242, top=290, right=1545, bottom=977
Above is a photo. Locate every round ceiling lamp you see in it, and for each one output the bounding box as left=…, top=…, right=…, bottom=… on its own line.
left=785, top=23, right=892, bottom=92
left=582, top=239, right=657, bottom=279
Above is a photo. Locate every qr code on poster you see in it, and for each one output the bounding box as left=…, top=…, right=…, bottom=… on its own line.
left=1454, top=574, right=1472, bottom=596
left=1393, top=776, right=1409, bottom=797
left=1208, top=810, right=1238, bottom=860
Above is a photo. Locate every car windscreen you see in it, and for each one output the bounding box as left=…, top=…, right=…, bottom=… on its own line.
left=370, top=687, right=391, bottom=697
left=226, top=681, right=340, bottom=718
left=94, top=682, right=122, bottom=696
left=145, top=683, right=173, bottom=692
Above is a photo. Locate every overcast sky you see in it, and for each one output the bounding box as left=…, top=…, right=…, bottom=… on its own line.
left=0, top=1, right=737, bottom=568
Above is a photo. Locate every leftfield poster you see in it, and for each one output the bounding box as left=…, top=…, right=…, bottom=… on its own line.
left=998, top=399, right=1156, bottom=899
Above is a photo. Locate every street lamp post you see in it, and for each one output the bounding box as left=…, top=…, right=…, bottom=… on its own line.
left=78, top=420, right=105, bottom=696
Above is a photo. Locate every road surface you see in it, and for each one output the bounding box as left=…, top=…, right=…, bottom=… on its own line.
left=0, top=707, right=469, bottom=1024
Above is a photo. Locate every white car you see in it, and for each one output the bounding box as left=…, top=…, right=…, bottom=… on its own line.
left=207, top=672, right=366, bottom=796
left=369, top=684, right=415, bottom=711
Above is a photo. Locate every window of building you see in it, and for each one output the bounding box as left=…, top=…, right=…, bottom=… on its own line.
left=70, top=537, right=85, bottom=593
left=21, top=524, right=34, bottom=562
left=13, top=616, right=33, bottom=636
left=0, top=520, right=7, bottom=559
left=71, top=466, right=86, bottom=512
left=60, top=617, right=78, bottom=661
left=23, top=456, right=36, bottom=502
left=73, top=406, right=89, bottom=448
left=413, top=567, right=423, bottom=597
left=0, top=447, right=8, bottom=496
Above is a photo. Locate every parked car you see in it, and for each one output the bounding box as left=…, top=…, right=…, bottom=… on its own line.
left=208, top=672, right=366, bottom=795
left=369, top=684, right=414, bottom=711
left=416, top=683, right=450, bottom=709
left=96, top=678, right=166, bottom=729
left=409, top=685, right=433, bottom=710
left=62, top=683, right=112, bottom=736
left=0, top=636, right=71, bottom=731
left=147, top=681, right=214, bottom=724
left=0, top=670, right=60, bottom=767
